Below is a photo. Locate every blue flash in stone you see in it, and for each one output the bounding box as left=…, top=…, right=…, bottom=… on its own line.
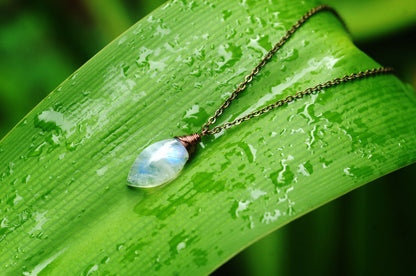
left=127, top=139, right=189, bottom=188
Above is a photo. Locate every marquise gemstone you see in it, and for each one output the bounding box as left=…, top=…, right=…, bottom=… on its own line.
left=127, top=139, right=189, bottom=188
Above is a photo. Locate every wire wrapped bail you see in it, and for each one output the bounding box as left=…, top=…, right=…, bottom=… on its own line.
left=175, top=133, right=201, bottom=156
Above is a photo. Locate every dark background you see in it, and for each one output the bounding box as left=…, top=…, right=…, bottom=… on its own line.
left=1, top=0, right=415, bottom=274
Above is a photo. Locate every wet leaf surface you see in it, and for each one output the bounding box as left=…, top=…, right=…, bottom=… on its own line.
left=0, top=0, right=415, bottom=274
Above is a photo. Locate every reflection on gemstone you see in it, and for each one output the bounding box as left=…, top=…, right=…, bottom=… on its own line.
left=127, top=139, right=189, bottom=188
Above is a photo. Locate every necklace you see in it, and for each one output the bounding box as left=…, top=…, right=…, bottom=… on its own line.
left=127, top=5, right=393, bottom=188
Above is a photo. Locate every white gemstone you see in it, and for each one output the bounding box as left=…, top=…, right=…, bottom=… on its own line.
left=127, top=139, right=189, bottom=188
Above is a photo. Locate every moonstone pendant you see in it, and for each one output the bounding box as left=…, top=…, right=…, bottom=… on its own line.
left=127, top=134, right=200, bottom=188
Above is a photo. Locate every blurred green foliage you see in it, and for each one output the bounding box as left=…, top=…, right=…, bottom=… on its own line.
left=0, top=0, right=415, bottom=274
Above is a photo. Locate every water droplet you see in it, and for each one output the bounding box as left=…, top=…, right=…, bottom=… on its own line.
left=118, top=36, right=127, bottom=45
left=1, top=217, right=9, bottom=228
left=187, top=0, right=198, bottom=11
left=28, top=142, right=46, bottom=157
left=8, top=162, right=14, bottom=175
left=28, top=211, right=48, bottom=239
left=176, top=241, right=186, bottom=253
left=250, top=188, right=267, bottom=200
left=180, top=105, right=208, bottom=132
left=100, top=256, right=110, bottom=264
left=35, top=109, right=74, bottom=135
left=154, top=25, right=171, bottom=37
left=83, top=264, right=98, bottom=276
left=148, top=59, right=168, bottom=77
left=222, top=10, right=232, bottom=21
left=136, top=46, right=153, bottom=68
left=215, top=43, right=242, bottom=72
left=81, top=90, right=91, bottom=96
left=323, top=110, right=342, bottom=124
left=24, top=175, right=31, bottom=184
left=22, top=249, right=65, bottom=275
left=230, top=200, right=250, bottom=219
left=122, top=241, right=148, bottom=262
left=297, top=95, right=319, bottom=125
left=96, top=166, right=108, bottom=176
left=297, top=161, right=313, bottom=176
left=191, top=248, right=208, bottom=267
left=247, top=34, right=271, bottom=54
left=168, top=232, right=195, bottom=259
left=191, top=172, right=223, bottom=193
left=343, top=166, right=374, bottom=179
left=261, top=209, right=281, bottom=224
left=270, top=155, right=295, bottom=187
left=248, top=144, right=257, bottom=162
left=189, top=68, right=202, bottom=77
left=116, top=243, right=125, bottom=251
left=13, top=193, right=23, bottom=206
left=121, top=64, right=130, bottom=77
left=319, top=157, right=332, bottom=168
left=235, top=142, right=257, bottom=163
left=280, top=48, right=298, bottom=61
left=344, top=167, right=353, bottom=176
left=305, top=125, right=317, bottom=150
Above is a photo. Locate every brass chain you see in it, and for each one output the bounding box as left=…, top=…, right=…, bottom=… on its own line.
left=200, top=5, right=393, bottom=136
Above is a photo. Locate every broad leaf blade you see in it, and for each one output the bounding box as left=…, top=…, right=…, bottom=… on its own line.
left=1, top=0, right=416, bottom=275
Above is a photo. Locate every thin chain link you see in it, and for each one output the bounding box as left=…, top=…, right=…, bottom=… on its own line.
left=205, top=67, right=393, bottom=134
left=199, top=5, right=393, bottom=136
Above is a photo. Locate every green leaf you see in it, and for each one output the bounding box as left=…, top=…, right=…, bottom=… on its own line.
left=1, top=0, right=415, bottom=274
left=331, top=0, right=416, bottom=41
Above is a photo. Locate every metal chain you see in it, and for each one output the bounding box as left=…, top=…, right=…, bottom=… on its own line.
left=204, top=67, right=394, bottom=134
left=199, top=5, right=393, bottom=136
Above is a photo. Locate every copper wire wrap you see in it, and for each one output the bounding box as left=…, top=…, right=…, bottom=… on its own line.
left=175, top=133, right=201, bottom=155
